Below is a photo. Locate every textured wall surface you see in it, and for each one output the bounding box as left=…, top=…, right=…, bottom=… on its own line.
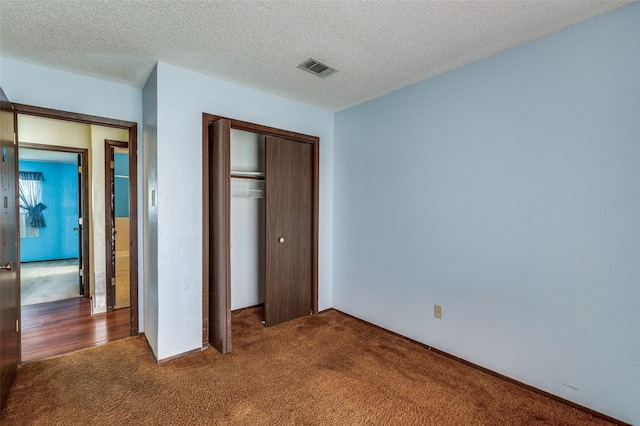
left=333, top=4, right=640, bottom=424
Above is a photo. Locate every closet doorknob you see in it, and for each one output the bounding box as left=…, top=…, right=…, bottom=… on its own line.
left=278, top=237, right=285, bottom=243
left=0, top=263, right=12, bottom=271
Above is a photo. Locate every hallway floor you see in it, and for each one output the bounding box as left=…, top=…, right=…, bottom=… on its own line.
left=20, top=259, right=81, bottom=306
left=21, top=297, right=130, bottom=362
left=114, top=262, right=130, bottom=309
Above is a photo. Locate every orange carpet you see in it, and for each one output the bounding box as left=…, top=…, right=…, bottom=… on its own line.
left=2, top=307, right=614, bottom=425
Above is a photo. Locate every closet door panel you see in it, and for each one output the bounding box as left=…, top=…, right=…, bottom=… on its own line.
left=265, top=136, right=312, bottom=326
left=209, top=119, right=232, bottom=353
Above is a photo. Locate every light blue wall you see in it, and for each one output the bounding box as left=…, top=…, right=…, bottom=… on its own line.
left=152, top=62, right=334, bottom=360
left=19, top=160, right=79, bottom=262
left=114, top=153, right=129, bottom=217
left=333, top=4, right=640, bottom=424
left=0, top=57, right=145, bottom=332
left=0, top=58, right=142, bottom=122
left=142, top=64, right=158, bottom=358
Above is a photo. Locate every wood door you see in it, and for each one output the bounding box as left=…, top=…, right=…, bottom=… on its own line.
left=209, top=119, right=232, bottom=352
left=264, top=136, right=313, bottom=327
left=77, top=154, right=85, bottom=296
left=105, top=143, right=116, bottom=309
left=0, top=87, right=19, bottom=412
left=105, top=140, right=128, bottom=310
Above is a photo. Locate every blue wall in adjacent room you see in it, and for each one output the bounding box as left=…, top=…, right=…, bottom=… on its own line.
left=114, top=152, right=129, bottom=218
left=19, top=160, right=79, bottom=262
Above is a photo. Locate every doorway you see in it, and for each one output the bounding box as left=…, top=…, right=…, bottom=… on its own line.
left=202, top=114, right=319, bottom=354
left=13, top=104, right=139, bottom=363
left=105, top=140, right=131, bottom=311
left=18, top=145, right=89, bottom=307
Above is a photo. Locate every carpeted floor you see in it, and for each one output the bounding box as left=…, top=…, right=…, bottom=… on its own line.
left=2, top=307, right=614, bottom=425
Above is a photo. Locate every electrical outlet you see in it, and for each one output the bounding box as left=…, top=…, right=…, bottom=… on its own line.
left=434, top=304, right=442, bottom=319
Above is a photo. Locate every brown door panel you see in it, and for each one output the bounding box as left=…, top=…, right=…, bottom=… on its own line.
left=209, top=119, right=232, bottom=353
left=0, top=87, right=19, bottom=412
left=265, top=136, right=312, bottom=326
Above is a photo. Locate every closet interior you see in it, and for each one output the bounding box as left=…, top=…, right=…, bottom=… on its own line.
left=204, top=115, right=319, bottom=354
left=229, top=129, right=266, bottom=316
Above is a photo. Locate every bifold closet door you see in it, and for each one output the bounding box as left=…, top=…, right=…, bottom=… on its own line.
left=265, top=136, right=312, bottom=326
left=209, top=119, right=232, bottom=353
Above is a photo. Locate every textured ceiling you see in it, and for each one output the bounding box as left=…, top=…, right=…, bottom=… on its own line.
left=0, top=0, right=635, bottom=111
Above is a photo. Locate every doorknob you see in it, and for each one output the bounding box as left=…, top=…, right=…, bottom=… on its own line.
left=73, top=227, right=79, bottom=231
left=278, top=237, right=285, bottom=243
left=0, top=263, right=12, bottom=271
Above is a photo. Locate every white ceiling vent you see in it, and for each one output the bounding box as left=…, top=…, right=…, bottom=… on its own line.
left=297, top=58, right=337, bottom=78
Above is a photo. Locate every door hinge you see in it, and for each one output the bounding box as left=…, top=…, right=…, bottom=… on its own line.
left=111, top=277, right=116, bottom=286
left=78, top=166, right=82, bottom=173
left=110, top=160, right=115, bottom=169
left=13, top=132, right=17, bottom=145
left=79, top=268, right=84, bottom=276
left=78, top=217, right=83, bottom=226
left=16, top=319, right=19, bottom=332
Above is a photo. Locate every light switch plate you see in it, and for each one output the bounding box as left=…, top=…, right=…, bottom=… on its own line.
left=434, top=304, right=442, bottom=319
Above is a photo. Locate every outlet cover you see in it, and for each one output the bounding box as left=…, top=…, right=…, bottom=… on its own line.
left=434, top=304, right=442, bottom=319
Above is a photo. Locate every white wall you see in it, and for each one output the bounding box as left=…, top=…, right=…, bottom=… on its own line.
left=142, top=65, right=158, bottom=357
left=153, top=62, right=334, bottom=360
left=230, top=130, right=265, bottom=310
left=230, top=192, right=265, bottom=310
left=1, top=57, right=145, bottom=331
left=333, top=4, right=640, bottom=424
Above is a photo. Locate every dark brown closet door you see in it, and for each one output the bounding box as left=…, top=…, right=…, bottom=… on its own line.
left=209, top=119, right=232, bottom=352
left=265, top=136, right=312, bottom=327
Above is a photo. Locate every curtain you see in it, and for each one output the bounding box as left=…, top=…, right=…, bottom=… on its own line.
left=20, top=214, right=39, bottom=238
left=19, top=171, right=47, bottom=228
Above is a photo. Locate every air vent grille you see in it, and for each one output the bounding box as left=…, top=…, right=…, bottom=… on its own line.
left=298, top=58, right=337, bottom=78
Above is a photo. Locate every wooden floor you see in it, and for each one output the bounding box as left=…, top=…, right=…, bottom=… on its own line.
left=21, top=298, right=130, bottom=363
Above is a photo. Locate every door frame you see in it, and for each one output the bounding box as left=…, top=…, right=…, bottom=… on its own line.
left=201, top=113, right=319, bottom=352
left=104, top=139, right=130, bottom=311
left=17, top=142, right=90, bottom=298
left=13, top=103, right=139, bottom=336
